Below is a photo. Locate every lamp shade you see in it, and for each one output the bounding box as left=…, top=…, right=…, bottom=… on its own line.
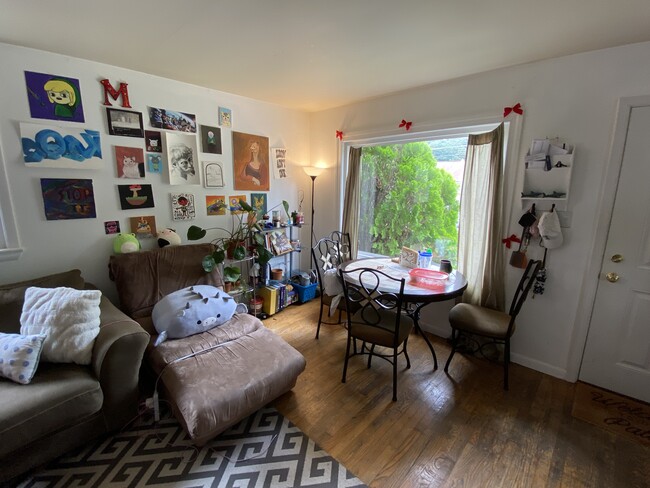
left=303, top=166, right=325, bottom=178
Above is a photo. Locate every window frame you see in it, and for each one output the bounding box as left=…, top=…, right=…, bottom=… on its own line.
left=0, top=142, right=23, bottom=262
left=339, top=114, right=523, bottom=258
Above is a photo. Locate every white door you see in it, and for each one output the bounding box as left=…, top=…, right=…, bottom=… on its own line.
left=579, top=100, right=650, bottom=403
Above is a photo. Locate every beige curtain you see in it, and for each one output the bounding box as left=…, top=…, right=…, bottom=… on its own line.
left=342, top=146, right=362, bottom=260
left=458, top=123, right=505, bottom=310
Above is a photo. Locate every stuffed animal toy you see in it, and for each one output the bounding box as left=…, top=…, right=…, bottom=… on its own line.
left=113, top=233, right=140, bottom=254
left=157, top=228, right=182, bottom=248
left=151, top=285, right=247, bottom=346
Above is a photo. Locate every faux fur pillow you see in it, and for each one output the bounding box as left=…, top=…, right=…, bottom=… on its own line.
left=20, top=286, right=102, bottom=365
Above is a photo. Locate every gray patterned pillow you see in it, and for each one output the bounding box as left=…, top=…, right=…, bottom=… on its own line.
left=0, top=332, right=46, bottom=384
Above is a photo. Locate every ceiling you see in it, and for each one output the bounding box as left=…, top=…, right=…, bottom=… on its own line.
left=2, top=1, right=650, bottom=112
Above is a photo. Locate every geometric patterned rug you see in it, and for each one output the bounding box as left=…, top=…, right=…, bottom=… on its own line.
left=16, top=407, right=366, bottom=487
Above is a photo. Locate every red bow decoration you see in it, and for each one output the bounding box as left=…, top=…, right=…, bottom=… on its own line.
left=335, top=130, right=343, bottom=140
left=502, top=234, right=521, bottom=249
left=399, top=119, right=412, bottom=131
left=503, top=103, right=523, bottom=117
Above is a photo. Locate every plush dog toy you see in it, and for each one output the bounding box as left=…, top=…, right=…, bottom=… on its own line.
left=157, top=228, right=182, bottom=248
left=113, top=233, right=140, bottom=254
left=151, top=285, right=247, bottom=346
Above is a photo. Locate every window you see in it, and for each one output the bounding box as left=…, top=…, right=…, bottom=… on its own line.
left=0, top=143, right=22, bottom=261
left=342, top=122, right=506, bottom=268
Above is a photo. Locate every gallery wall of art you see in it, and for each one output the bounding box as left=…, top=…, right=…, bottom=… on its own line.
left=0, top=43, right=311, bottom=302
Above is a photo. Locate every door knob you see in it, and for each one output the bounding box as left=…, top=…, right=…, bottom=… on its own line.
left=611, top=254, right=624, bottom=263
left=605, top=272, right=620, bottom=283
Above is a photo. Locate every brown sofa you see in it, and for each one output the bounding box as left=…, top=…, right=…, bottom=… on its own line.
left=0, top=269, right=149, bottom=483
left=108, top=244, right=306, bottom=446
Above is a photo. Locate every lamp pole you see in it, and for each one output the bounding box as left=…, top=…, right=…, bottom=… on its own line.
left=303, top=166, right=325, bottom=270
left=309, top=174, right=317, bottom=269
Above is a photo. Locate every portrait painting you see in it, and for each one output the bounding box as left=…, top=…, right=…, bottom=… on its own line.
left=202, top=161, right=224, bottom=188
left=106, top=108, right=144, bottom=137
left=115, top=146, right=145, bottom=178
left=206, top=195, right=226, bottom=216
left=40, top=178, right=95, bottom=220
left=232, top=131, right=270, bottom=191
left=200, top=125, right=222, bottom=154
left=104, top=220, right=120, bottom=235
left=165, top=132, right=200, bottom=185
left=25, top=71, right=85, bottom=123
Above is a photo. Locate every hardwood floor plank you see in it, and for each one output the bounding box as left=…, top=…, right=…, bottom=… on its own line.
left=268, top=300, right=650, bottom=488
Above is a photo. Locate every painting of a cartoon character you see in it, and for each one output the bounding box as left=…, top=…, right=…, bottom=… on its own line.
left=24, top=70, right=85, bottom=123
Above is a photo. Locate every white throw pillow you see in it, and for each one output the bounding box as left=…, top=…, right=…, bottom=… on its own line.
left=20, top=286, right=102, bottom=365
left=0, top=332, right=47, bottom=384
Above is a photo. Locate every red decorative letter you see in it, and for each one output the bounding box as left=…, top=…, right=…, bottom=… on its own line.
left=100, top=79, right=132, bottom=108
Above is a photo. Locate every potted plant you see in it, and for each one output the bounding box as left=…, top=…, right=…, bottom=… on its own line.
left=222, top=265, right=242, bottom=292
left=187, top=199, right=289, bottom=272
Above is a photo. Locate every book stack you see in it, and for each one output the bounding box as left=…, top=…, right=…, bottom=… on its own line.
left=256, top=280, right=292, bottom=315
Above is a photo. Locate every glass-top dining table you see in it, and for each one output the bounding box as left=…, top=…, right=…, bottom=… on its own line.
left=340, top=257, right=468, bottom=369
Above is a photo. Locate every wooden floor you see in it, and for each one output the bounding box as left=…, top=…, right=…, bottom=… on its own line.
left=267, top=300, right=649, bottom=488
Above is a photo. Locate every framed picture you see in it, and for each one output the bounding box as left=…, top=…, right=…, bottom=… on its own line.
left=148, top=106, right=197, bottom=133
left=106, top=107, right=144, bottom=137
left=232, top=131, right=269, bottom=191
left=228, top=195, right=246, bottom=214
left=40, top=178, right=96, bottom=220
left=146, top=153, right=163, bottom=173
left=21, top=122, right=102, bottom=169
left=206, top=195, right=226, bottom=215
left=166, top=132, right=200, bottom=185
left=200, top=125, right=222, bottom=154
left=115, top=146, right=145, bottom=178
left=171, top=193, right=196, bottom=220
left=130, top=215, right=157, bottom=238
left=271, top=147, right=288, bottom=179
left=145, top=130, right=162, bottom=152
left=218, top=107, right=232, bottom=127
left=202, top=161, right=224, bottom=188
left=251, top=192, right=267, bottom=216
left=25, top=71, right=85, bottom=123
left=104, top=220, right=120, bottom=235
left=117, top=184, right=155, bottom=210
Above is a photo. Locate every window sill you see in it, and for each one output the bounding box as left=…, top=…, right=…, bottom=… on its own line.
left=0, top=247, right=24, bottom=262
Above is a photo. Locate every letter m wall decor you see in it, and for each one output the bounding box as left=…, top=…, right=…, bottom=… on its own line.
left=100, top=79, right=132, bottom=108
left=20, top=122, right=103, bottom=169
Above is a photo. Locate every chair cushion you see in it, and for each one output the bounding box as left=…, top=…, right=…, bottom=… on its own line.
left=0, top=363, right=102, bottom=458
left=147, top=313, right=306, bottom=446
left=449, top=303, right=513, bottom=338
left=350, top=309, right=413, bottom=348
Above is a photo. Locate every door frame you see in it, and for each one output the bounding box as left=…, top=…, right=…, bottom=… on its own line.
left=567, top=95, right=650, bottom=381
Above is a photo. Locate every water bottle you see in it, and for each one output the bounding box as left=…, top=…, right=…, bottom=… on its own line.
left=418, top=249, right=433, bottom=268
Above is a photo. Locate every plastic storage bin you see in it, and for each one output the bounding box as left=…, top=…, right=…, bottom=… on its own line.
left=292, top=282, right=317, bottom=303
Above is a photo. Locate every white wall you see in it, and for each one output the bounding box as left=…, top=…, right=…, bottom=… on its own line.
left=309, top=41, right=650, bottom=380
left=0, top=43, right=312, bottom=303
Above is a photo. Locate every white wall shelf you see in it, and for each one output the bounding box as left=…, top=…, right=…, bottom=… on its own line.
left=521, top=140, right=574, bottom=211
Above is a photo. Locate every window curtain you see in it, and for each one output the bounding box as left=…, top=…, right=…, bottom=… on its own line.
left=457, top=123, right=505, bottom=310
left=342, top=146, right=362, bottom=260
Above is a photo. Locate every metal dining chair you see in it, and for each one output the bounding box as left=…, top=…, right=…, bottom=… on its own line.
left=444, top=259, right=542, bottom=390
left=311, top=237, right=347, bottom=338
left=338, top=266, right=413, bottom=401
left=329, top=231, right=352, bottom=263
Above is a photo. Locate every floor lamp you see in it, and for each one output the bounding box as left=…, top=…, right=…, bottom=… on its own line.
left=303, top=166, right=324, bottom=269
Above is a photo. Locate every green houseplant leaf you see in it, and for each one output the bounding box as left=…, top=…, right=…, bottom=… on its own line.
left=223, top=266, right=242, bottom=283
